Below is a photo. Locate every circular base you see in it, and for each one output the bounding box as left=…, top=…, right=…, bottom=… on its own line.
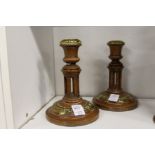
left=93, top=91, right=138, bottom=112
left=46, top=97, right=99, bottom=126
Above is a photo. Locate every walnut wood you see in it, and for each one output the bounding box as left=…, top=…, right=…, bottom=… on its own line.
left=93, top=40, right=138, bottom=111
left=46, top=39, right=99, bottom=126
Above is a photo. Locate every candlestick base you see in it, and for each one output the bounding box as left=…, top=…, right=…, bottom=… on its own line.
left=46, top=97, right=99, bottom=126
left=93, top=91, right=137, bottom=112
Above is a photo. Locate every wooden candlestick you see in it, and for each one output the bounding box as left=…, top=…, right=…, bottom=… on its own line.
left=93, top=40, right=138, bottom=111
left=46, top=39, right=99, bottom=126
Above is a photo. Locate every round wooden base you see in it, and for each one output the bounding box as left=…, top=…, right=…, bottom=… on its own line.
left=93, top=91, right=138, bottom=112
left=46, top=97, right=99, bottom=126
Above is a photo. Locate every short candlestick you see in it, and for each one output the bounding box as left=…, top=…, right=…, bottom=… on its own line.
left=46, top=39, right=99, bottom=126
left=93, top=40, right=138, bottom=111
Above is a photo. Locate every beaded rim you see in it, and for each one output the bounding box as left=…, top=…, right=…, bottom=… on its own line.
left=108, top=40, right=125, bottom=45
left=60, top=39, right=81, bottom=46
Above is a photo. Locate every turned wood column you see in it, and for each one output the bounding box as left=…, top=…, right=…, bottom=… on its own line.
left=61, top=42, right=81, bottom=98
left=108, top=41, right=124, bottom=93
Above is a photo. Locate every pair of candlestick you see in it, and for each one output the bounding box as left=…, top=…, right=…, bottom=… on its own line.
left=46, top=39, right=138, bottom=126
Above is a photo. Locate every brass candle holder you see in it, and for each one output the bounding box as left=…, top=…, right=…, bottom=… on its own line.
left=46, top=39, right=99, bottom=126
left=93, top=40, right=138, bottom=111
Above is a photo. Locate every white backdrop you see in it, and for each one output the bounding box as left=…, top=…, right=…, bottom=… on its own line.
left=6, top=27, right=55, bottom=128
left=53, top=26, right=155, bottom=98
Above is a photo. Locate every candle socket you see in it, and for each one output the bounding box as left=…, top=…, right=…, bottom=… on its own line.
left=46, top=39, right=99, bottom=126
left=93, top=40, right=138, bottom=111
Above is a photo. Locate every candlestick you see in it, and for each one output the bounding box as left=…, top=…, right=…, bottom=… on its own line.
left=93, top=40, right=138, bottom=111
left=46, top=39, right=99, bottom=126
